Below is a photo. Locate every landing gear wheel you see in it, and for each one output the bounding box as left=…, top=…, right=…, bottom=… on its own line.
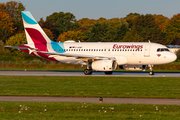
left=84, top=69, right=92, bottom=75
left=149, top=71, right=154, bottom=75
left=104, top=71, right=113, bottom=75
left=148, top=65, right=154, bottom=75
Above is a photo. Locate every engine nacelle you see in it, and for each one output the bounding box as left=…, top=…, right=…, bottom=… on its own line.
left=119, top=65, right=147, bottom=71
left=92, top=60, right=117, bottom=71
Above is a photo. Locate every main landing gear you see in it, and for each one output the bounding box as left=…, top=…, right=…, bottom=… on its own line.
left=84, top=61, right=93, bottom=75
left=84, top=69, right=92, bottom=75
left=148, top=65, right=154, bottom=75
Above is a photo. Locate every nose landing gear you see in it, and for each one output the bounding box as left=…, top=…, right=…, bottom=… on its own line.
left=148, top=65, right=154, bottom=75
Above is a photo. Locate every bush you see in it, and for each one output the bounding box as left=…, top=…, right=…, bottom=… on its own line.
left=175, top=50, right=180, bottom=62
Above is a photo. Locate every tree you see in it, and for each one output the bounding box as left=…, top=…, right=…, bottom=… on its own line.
left=0, top=1, right=25, bottom=32
left=86, top=21, right=109, bottom=42
left=38, top=19, right=57, bottom=40
left=0, top=11, right=15, bottom=43
left=0, top=40, right=10, bottom=54
left=132, top=14, right=169, bottom=44
left=76, top=18, right=96, bottom=32
left=86, top=19, right=129, bottom=42
left=5, top=33, right=43, bottom=61
left=43, top=28, right=54, bottom=40
left=78, top=18, right=96, bottom=28
left=57, top=31, right=86, bottom=42
left=124, top=13, right=140, bottom=28
left=121, top=31, right=144, bottom=42
left=153, top=14, right=169, bottom=32
left=171, top=36, right=180, bottom=45
left=6, top=33, right=26, bottom=47
left=165, top=14, right=180, bottom=45
left=46, top=12, right=78, bottom=38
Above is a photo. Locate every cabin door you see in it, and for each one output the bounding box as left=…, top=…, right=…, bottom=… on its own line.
left=144, top=45, right=151, bottom=57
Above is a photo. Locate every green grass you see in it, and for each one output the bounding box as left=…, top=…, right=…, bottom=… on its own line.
left=0, top=68, right=84, bottom=71
left=0, top=102, right=180, bottom=119
left=0, top=76, right=180, bottom=98
left=0, top=67, right=180, bottom=72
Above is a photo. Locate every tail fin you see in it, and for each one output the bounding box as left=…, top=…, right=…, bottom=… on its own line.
left=21, top=11, right=51, bottom=45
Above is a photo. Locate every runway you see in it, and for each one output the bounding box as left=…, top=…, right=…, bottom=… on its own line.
left=0, top=96, right=180, bottom=105
left=0, top=70, right=179, bottom=77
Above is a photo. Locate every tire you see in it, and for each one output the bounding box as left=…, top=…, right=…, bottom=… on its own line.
left=149, top=71, right=154, bottom=75
left=84, top=69, right=89, bottom=75
left=104, top=71, right=113, bottom=75
left=89, top=69, right=93, bottom=75
left=84, top=69, right=93, bottom=75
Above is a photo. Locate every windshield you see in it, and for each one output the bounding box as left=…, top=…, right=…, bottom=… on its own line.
left=157, top=48, right=170, bottom=52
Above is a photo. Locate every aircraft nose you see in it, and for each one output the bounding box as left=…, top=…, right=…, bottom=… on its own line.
left=170, top=53, right=177, bottom=62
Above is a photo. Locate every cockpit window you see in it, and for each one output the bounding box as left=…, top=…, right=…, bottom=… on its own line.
left=157, top=48, right=170, bottom=52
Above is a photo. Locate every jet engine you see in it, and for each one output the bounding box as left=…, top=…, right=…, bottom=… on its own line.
left=119, top=65, right=147, bottom=71
left=92, top=60, right=117, bottom=71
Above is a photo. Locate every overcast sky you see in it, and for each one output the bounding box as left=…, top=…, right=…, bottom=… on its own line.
left=2, top=0, right=180, bottom=21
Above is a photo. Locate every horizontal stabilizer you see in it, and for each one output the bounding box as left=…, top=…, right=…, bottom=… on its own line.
left=5, top=46, right=36, bottom=50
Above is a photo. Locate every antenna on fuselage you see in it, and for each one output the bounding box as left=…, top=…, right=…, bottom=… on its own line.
left=78, top=40, right=81, bottom=43
left=148, top=40, right=151, bottom=43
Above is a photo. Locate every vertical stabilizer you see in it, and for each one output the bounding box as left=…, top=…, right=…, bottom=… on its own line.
left=21, top=11, right=51, bottom=45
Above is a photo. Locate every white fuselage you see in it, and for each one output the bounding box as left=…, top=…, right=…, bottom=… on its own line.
left=50, top=41, right=177, bottom=66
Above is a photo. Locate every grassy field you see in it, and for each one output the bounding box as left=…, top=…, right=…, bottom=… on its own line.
left=0, top=76, right=180, bottom=98
left=0, top=67, right=180, bottom=72
left=0, top=102, right=180, bottom=119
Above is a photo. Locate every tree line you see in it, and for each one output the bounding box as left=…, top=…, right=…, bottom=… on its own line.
left=0, top=1, right=180, bottom=62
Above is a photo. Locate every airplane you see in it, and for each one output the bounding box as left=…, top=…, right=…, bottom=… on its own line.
left=5, top=11, right=177, bottom=75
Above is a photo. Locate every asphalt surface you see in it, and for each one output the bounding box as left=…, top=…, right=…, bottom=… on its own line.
left=0, top=70, right=180, bottom=77
left=0, top=96, right=180, bottom=105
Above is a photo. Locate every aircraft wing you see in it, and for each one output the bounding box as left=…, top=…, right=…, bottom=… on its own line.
left=35, top=51, right=112, bottom=60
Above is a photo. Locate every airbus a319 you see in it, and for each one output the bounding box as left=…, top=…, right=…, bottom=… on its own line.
left=5, top=11, right=177, bottom=75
